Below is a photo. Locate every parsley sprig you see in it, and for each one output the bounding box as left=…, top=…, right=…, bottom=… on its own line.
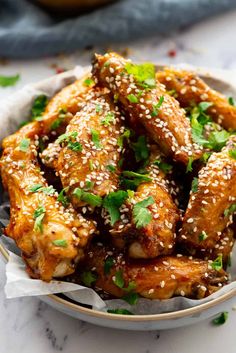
left=73, top=187, right=102, bottom=207
left=133, top=196, right=155, bottom=228
left=103, top=190, right=128, bottom=225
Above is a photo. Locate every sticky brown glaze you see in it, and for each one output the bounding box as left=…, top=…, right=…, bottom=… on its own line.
left=106, top=146, right=180, bottom=259
left=92, top=52, right=202, bottom=164
left=179, top=137, right=236, bottom=258
left=49, top=88, right=125, bottom=209
left=80, top=243, right=228, bottom=300
left=0, top=139, right=96, bottom=281
left=156, top=67, right=236, bottom=131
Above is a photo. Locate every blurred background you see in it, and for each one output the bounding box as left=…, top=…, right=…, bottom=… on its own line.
left=0, top=0, right=236, bottom=93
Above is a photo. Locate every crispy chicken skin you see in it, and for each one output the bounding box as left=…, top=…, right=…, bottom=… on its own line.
left=47, top=88, right=124, bottom=208
left=108, top=146, right=180, bottom=259
left=81, top=243, right=228, bottom=300
left=92, top=52, right=202, bottom=164
left=179, top=137, right=236, bottom=259
left=4, top=76, right=91, bottom=149
left=0, top=139, right=96, bottom=281
left=156, top=67, right=236, bottom=131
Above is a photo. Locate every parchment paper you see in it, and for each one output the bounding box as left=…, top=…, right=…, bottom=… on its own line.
left=1, top=64, right=236, bottom=315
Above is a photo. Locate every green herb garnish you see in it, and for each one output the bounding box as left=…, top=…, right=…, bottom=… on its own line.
left=57, top=187, right=69, bottom=207
left=0, top=74, right=20, bottom=87
left=83, top=78, right=95, bottom=87
left=107, top=309, right=134, bottom=315
left=101, top=112, right=115, bottom=126
left=103, top=190, right=128, bottom=225
left=52, top=239, right=68, bottom=247
left=186, top=156, right=193, bottom=173
left=81, top=271, right=97, bottom=287
left=154, top=159, right=172, bottom=174
left=131, top=135, right=149, bottom=163
left=29, top=184, right=55, bottom=195
left=19, top=138, right=30, bottom=152
left=127, top=94, right=138, bottom=103
left=228, top=97, right=235, bottom=106
left=31, top=95, right=48, bottom=121
left=73, top=188, right=102, bottom=207
left=106, top=164, right=116, bottom=173
left=50, top=108, right=67, bottom=130
left=199, top=231, right=208, bottom=241
left=125, top=62, right=156, bottom=88
left=113, top=270, right=125, bottom=288
left=123, top=292, right=139, bottom=305
left=91, top=129, right=102, bottom=149
left=96, top=104, right=102, bottom=113
left=224, top=203, right=236, bottom=217
left=117, top=128, right=132, bottom=148
left=211, top=255, right=223, bottom=271
left=121, top=171, right=152, bottom=190
left=212, top=312, right=228, bottom=325
left=191, top=177, right=198, bottom=193
left=33, top=205, right=46, bottom=233
left=104, top=257, right=115, bottom=275
left=133, top=196, right=155, bottom=229
left=228, top=148, right=236, bottom=160
left=151, top=96, right=164, bottom=117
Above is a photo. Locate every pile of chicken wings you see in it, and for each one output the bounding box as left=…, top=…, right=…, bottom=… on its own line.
left=1, top=52, right=236, bottom=303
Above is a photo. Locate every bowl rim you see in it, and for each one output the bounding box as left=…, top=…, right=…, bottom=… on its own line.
left=1, top=242, right=236, bottom=321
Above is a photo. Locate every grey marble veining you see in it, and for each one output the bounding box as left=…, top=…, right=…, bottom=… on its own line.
left=1, top=10, right=236, bottom=353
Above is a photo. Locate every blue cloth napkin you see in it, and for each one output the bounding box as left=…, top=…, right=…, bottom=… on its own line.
left=0, top=0, right=236, bottom=58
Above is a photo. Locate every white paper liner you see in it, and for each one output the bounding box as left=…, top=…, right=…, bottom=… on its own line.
left=1, top=64, right=236, bottom=315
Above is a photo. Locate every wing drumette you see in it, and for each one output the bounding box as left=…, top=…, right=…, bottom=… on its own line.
left=79, top=243, right=228, bottom=300
left=156, top=67, right=236, bottom=130
left=92, top=52, right=202, bottom=164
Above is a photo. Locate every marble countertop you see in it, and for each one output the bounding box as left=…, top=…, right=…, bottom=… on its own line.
left=1, top=9, right=236, bottom=353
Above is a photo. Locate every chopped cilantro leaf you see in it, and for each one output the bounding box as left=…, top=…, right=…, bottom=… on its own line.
left=19, top=138, right=30, bottom=152
left=205, top=130, right=231, bottom=151
left=198, top=102, right=213, bottom=112
left=52, top=239, right=68, bottom=247
left=91, top=129, right=102, bottom=148
left=199, top=231, right=208, bottom=241
left=228, top=148, right=236, bottom=160
left=104, top=257, right=115, bottom=275
left=50, top=108, right=67, bottom=130
left=85, top=181, right=94, bottom=190
left=117, top=128, right=131, bottom=148
left=125, top=62, right=156, bottom=88
left=83, top=78, right=95, bottom=87
left=151, top=96, right=164, bottom=117
left=212, top=312, right=228, bottom=325
left=121, top=171, right=152, bottom=190
left=106, top=164, right=116, bottom=173
left=81, top=271, right=97, bottom=287
left=107, top=309, right=134, bottom=315
left=73, top=188, right=102, bottom=207
left=113, top=270, right=125, bottom=288
left=56, top=131, right=78, bottom=144
left=200, top=152, right=211, bottom=164
left=33, top=205, right=46, bottom=233
left=191, top=177, right=198, bottom=193
left=123, top=281, right=136, bottom=292
left=224, top=203, right=236, bottom=217
left=133, top=196, right=155, bottom=229
left=154, top=159, right=172, bottom=174
left=29, top=184, right=55, bottom=195
left=131, top=135, right=150, bottom=163
left=57, top=187, right=69, bottom=207
left=101, top=112, right=115, bottom=126
left=68, top=140, right=82, bottom=152
left=0, top=73, right=20, bottom=87
left=127, top=94, right=138, bottom=103
left=31, top=95, right=48, bottom=121
left=228, top=97, right=235, bottom=106
left=123, top=292, right=139, bottom=305
left=186, top=156, right=193, bottom=173
left=211, top=255, right=223, bottom=271
left=103, top=190, right=128, bottom=225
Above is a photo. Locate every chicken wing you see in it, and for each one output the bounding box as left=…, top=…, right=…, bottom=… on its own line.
left=79, top=243, right=228, bottom=300
left=50, top=88, right=124, bottom=210
left=0, top=137, right=96, bottom=281
left=92, top=52, right=202, bottom=164
left=106, top=146, right=179, bottom=258
left=156, top=67, right=236, bottom=131
left=179, top=136, right=236, bottom=258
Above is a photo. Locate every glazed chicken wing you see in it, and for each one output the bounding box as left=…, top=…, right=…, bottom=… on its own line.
left=80, top=243, right=228, bottom=300
left=46, top=88, right=124, bottom=210
left=156, top=67, right=236, bottom=131
left=179, top=136, right=236, bottom=259
left=107, top=146, right=179, bottom=259
left=0, top=137, right=96, bottom=281
left=92, top=52, right=202, bottom=164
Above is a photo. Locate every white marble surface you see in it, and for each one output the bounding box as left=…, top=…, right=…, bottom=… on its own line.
left=1, top=9, right=236, bottom=353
